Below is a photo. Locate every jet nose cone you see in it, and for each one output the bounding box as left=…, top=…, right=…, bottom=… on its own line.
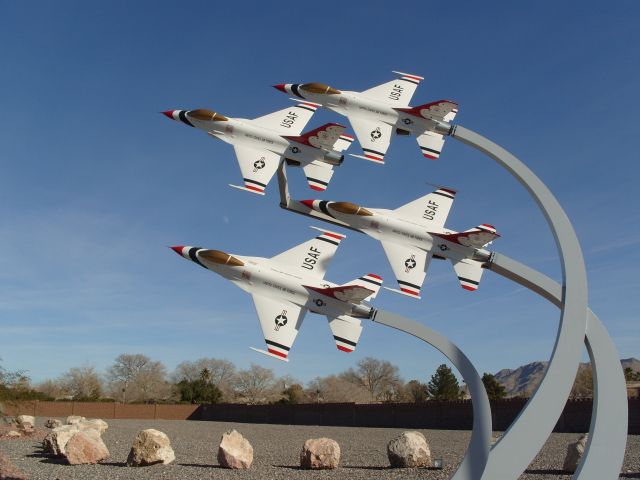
left=162, top=110, right=176, bottom=120
left=170, top=246, right=184, bottom=255
left=300, top=199, right=316, bottom=209
left=273, top=84, right=287, bottom=93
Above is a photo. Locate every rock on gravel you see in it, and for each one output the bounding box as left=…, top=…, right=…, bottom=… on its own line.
left=300, top=437, right=340, bottom=469
left=387, top=431, right=432, bottom=468
left=6, top=431, right=21, bottom=438
left=66, top=415, right=86, bottom=425
left=65, top=431, right=110, bottom=465
left=82, top=418, right=109, bottom=434
left=43, top=424, right=101, bottom=456
left=15, top=415, right=35, bottom=430
left=44, top=418, right=63, bottom=429
left=217, top=429, right=253, bottom=469
left=563, top=433, right=588, bottom=472
left=126, top=428, right=175, bottom=466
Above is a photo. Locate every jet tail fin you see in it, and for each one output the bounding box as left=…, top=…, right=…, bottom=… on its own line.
left=283, top=123, right=348, bottom=151
left=431, top=224, right=500, bottom=249
left=396, top=99, right=459, bottom=121
left=305, top=273, right=382, bottom=303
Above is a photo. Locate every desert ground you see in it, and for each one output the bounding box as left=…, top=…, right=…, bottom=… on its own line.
left=0, top=418, right=638, bottom=479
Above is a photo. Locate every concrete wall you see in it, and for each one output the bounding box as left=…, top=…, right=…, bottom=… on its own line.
left=5, top=398, right=639, bottom=433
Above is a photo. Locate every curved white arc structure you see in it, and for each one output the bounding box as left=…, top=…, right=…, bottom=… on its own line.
left=488, top=253, right=627, bottom=480
left=451, top=125, right=589, bottom=479
left=276, top=123, right=626, bottom=479
left=372, top=309, right=492, bottom=479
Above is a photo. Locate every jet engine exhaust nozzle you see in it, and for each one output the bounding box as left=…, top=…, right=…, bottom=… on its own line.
left=322, top=151, right=344, bottom=166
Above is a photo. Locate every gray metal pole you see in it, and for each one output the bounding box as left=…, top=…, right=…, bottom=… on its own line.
left=371, top=309, right=492, bottom=479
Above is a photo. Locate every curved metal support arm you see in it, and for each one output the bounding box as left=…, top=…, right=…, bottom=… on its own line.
left=372, top=309, right=492, bottom=480
left=487, top=253, right=627, bottom=480
left=451, top=125, right=589, bottom=479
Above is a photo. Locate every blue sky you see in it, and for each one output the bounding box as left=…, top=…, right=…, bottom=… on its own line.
left=1, top=1, right=638, bottom=386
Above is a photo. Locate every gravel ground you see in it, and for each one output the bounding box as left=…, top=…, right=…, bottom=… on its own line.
left=0, top=418, right=638, bottom=479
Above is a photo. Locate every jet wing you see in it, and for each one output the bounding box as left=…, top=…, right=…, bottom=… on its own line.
left=230, top=145, right=281, bottom=195
left=360, top=71, right=423, bottom=107
left=327, top=315, right=363, bottom=353
left=251, top=294, right=307, bottom=361
left=271, top=227, right=345, bottom=280
left=348, top=117, right=393, bottom=164
left=393, top=188, right=456, bottom=229
left=380, top=241, right=431, bottom=299
left=250, top=102, right=319, bottom=136
left=302, top=161, right=334, bottom=192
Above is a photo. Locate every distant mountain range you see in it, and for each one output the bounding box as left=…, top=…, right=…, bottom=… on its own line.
left=493, top=358, right=640, bottom=397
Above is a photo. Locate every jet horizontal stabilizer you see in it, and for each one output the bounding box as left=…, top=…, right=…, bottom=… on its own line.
left=305, top=284, right=375, bottom=304
left=249, top=347, right=289, bottom=362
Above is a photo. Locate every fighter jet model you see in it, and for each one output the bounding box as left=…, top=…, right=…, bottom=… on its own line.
left=296, top=189, right=499, bottom=299
left=162, top=103, right=353, bottom=194
left=170, top=228, right=382, bottom=361
left=273, top=72, right=458, bottom=164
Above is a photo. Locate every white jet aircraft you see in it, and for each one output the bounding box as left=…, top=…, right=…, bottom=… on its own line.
left=297, top=188, right=499, bottom=299
left=273, top=72, right=457, bottom=164
left=170, top=228, right=382, bottom=361
left=162, top=103, right=353, bottom=194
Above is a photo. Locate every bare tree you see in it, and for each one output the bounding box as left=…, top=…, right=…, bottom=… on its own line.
left=340, top=357, right=403, bottom=402
left=59, top=366, right=102, bottom=400
left=232, top=364, right=276, bottom=403
left=36, top=379, right=67, bottom=400
left=106, top=354, right=170, bottom=403
left=569, top=366, right=593, bottom=399
left=172, top=358, right=236, bottom=400
left=404, top=380, right=430, bottom=403
left=306, top=375, right=371, bottom=403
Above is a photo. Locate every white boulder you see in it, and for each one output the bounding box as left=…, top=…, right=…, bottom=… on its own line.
left=387, top=431, right=432, bottom=468
left=66, top=415, right=85, bottom=425
left=43, top=424, right=101, bottom=457
left=45, top=418, right=63, bottom=429
left=217, top=429, right=253, bottom=469
left=563, top=433, right=588, bottom=473
left=64, top=431, right=110, bottom=465
left=126, top=429, right=175, bottom=466
left=300, top=437, right=340, bottom=469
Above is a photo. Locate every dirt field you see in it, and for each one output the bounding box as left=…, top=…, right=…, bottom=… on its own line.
left=0, top=418, right=638, bottom=479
